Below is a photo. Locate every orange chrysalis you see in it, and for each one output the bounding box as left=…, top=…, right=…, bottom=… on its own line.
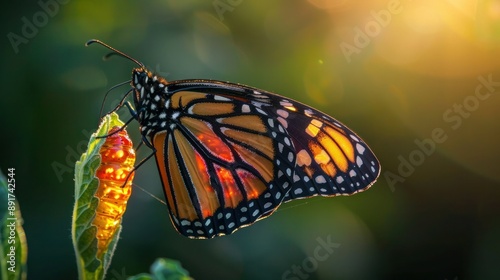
left=92, top=126, right=135, bottom=256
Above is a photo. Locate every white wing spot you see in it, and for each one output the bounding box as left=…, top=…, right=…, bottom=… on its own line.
left=268, top=119, right=275, bottom=128
left=284, top=137, right=291, bottom=147
left=315, top=175, right=327, bottom=184
left=242, top=104, right=250, bottom=113
left=356, top=143, right=365, bottom=154
left=349, top=170, right=357, bottom=177
left=277, top=109, right=289, bottom=118
left=336, top=176, right=344, bottom=184
left=278, top=143, right=284, bottom=153
left=214, top=95, right=230, bottom=101
left=278, top=116, right=288, bottom=128
left=350, top=134, right=360, bottom=142
left=280, top=101, right=293, bottom=107
left=256, top=108, right=267, bottom=115
left=356, top=156, right=363, bottom=167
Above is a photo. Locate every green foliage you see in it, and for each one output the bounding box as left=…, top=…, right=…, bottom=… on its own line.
left=71, top=112, right=125, bottom=280
left=128, top=258, right=193, bottom=280
left=0, top=168, right=27, bottom=280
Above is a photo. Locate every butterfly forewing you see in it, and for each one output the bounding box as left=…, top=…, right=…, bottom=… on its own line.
left=133, top=71, right=296, bottom=238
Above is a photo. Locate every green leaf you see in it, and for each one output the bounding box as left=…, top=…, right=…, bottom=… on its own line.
left=128, top=258, right=193, bottom=280
left=71, top=112, right=128, bottom=280
left=0, top=168, right=27, bottom=280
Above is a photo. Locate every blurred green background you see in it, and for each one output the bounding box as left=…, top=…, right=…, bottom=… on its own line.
left=1, top=0, right=500, bottom=279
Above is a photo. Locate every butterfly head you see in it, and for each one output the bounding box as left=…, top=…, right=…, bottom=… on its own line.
left=131, top=68, right=171, bottom=137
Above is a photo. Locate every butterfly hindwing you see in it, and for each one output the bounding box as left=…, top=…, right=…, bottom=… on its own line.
left=265, top=98, right=381, bottom=201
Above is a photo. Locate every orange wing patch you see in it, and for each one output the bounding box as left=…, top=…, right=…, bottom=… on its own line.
left=181, top=117, right=234, bottom=162
left=214, top=164, right=243, bottom=208
left=302, top=119, right=357, bottom=176
left=236, top=169, right=267, bottom=200
left=324, top=125, right=355, bottom=163
left=222, top=128, right=274, bottom=159
left=231, top=141, right=274, bottom=183
left=173, top=129, right=220, bottom=219
left=171, top=91, right=207, bottom=109
left=191, top=102, right=235, bottom=116
left=220, top=115, right=267, bottom=133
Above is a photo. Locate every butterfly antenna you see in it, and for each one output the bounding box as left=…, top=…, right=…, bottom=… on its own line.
left=86, top=39, right=145, bottom=68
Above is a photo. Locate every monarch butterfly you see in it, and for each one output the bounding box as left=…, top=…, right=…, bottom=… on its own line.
left=87, top=39, right=380, bottom=239
left=93, top=126, right=136, bottom=255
